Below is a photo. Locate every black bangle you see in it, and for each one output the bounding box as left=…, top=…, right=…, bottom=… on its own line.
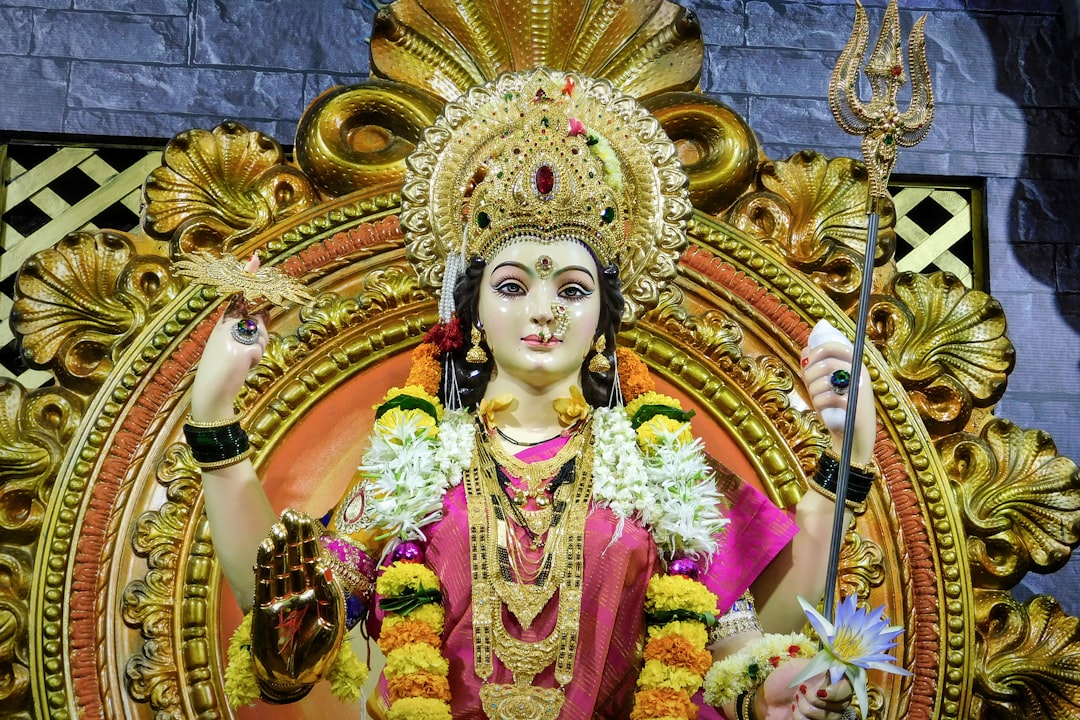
left=183, top=420, right=251, bottom=469
left=735, top=686, right=759, bottom=720
left=812, top=452, right=874, bottom=507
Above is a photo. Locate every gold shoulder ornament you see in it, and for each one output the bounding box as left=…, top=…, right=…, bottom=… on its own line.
left=173, top=251, right=315, bottom=307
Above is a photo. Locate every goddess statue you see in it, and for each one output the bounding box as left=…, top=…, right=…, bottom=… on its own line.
left=184, top=70, right=875, bottom=720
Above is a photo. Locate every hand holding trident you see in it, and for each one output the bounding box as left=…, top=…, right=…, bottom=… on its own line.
left=822, top=0, right=934, bottom=623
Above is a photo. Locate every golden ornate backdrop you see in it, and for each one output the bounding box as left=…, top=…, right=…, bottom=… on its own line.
left=1, top=1, right=1077, bottom=719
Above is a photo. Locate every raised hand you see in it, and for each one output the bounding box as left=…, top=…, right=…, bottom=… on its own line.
left=250, top=509, right=346, bottom=699
left=800, top=323, right=875, bottom=464
left=189, top=256, right=270, bottom=422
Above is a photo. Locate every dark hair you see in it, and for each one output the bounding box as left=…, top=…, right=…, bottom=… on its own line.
left=440, top=253, right=625, bottom=410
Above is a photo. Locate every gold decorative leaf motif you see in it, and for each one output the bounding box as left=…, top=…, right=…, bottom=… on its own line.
left=838, top=527, right=887, bottom=601
left=11, top=231, right=180, bottom=394
left=0, top=547, right=31, bottom=712
left=369, top=0, right=702, bottom=101
left=724, top=151, right=896, bottom=306
left=142, top=122, right=318, bottom=253
left=869, top=271, right=1015, bottom=435
left=974, top=591, right=1080, bottom=719
left=941, top=418, right=1080, bottom=589
left=122, top=444, right=204, bottom=717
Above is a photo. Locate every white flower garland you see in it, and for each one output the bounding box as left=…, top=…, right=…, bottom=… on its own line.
left=361, top=408, right=472, bottom=547
left=359, top=404, right=727, bottom=560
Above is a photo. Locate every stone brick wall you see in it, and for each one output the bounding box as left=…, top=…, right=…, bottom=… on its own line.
left=1, top=1, right=1078, bottom=606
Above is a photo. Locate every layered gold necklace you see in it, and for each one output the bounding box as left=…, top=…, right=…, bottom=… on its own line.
left=466, top=419, right=594, bottom=720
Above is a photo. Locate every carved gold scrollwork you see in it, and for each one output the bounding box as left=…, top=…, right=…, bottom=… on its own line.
left=724, top=151, right=896, bottom=306
left=838, top=527, right=888, bottom=601
left=122, top=444, right=207, bottom=717
left=651, top=300, right=829, bottom=484
left=974, top=591, right=1080, bottom=719
left=0, top=547, right=31, bottom=714
left=940, top=418, right=1080, bottom=589
left=12, top=231, right=180, bottom=394
left=295, top=80, right=445, bottom=199
left=870, top=271, right=1015, bottom=435
left=142, top=122, right=319, bottom=253
left=369, top=0, right=702, bottom=101
left=641, top=92, right=760, bottom=215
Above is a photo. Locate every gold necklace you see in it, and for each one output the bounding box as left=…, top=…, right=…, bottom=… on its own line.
left=484, top=421, right=585, bottom=488
left=466, top=421, right=594, bottom=720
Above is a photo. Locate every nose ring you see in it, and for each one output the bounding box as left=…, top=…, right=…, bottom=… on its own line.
left=552, top=303, right=569, bottom=339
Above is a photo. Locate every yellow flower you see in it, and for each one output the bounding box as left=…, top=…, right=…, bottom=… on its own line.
left=553, top=385, right=590, bottom=427
left=636, top=416, right=693, bottom=450
left=374, top=407, right=439, bottom=440
left=326, top=640, right=369, bottom=703
left=645, top=575, right=719, bottom=615
left=387, top=697, right=453, bottom=720
left=636, top=659, right=703, bottom=694
left=384, top=603, right=445, bottom=635
left=224, top=613, right=258, bottom=709
left=625, top=391, right=684, bottom=420
left=385, top=643, right=450, bottom=678
left=478, top=393, right=516, bottom=426
left=647, top=620, right=708, bottom=649
left=377, top=562, right=441, bottom=597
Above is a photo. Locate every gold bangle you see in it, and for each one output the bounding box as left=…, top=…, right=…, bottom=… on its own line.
left=186, top=414, right=243, bottom=428
left=739, top=685, right=759, bottom=720
left=193, top=446, right=253, bottom=470
left=823, top=450, right=876, bottom=478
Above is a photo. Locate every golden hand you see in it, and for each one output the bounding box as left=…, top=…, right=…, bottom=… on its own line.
left=250, top=509, right=345, bottom=699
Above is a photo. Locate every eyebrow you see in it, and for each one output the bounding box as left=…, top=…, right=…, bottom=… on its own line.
left=491, top=261, right=596, bottom=280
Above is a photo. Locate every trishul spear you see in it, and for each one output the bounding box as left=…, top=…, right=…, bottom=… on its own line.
left=822, top=0, right=934, bottom=623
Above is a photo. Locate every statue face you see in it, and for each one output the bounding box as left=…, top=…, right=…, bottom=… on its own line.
left=478, top=239, right=602, bottom=390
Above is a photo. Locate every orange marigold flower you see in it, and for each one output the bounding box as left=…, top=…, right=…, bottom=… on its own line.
left=378, top=619, right=442, bottom=654
left=643, top=634, right=713, bottom=677
left=387, top=670, right=452, bottom=703
left=406, top=343, right=443, bottom=396
left=617, top=347, right=655, bottom=401
left=630, top=687, right=697, bottom=720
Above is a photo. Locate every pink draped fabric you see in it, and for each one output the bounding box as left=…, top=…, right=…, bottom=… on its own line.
left=371, top=434, right=797, bottom=718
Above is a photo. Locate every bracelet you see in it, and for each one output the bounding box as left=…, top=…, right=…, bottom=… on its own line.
left=183, top=418, right=251, bottom=469
left=736, top=686, right=759, bottom=720
left=709, top=590, right=762, bottom=645
left=702, top=632, right=816, bottom=710
left=810, top=452, right=874, bottom=509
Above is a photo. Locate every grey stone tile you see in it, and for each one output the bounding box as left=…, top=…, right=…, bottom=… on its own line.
left=745, top=1, right=855, bottom=51
left=73, top=0, right=190, bottom=14
left=0, top=56, right=68, bottom=133
left=0, top=7, right=32, bottom=54
left=63, top=108, right=296, bottom=144
left=704, top=46, right=834, bottom=98
left=989, top=242, right=1057, bottom=292
left=973, top=106, right=1080, bottom=158
left=193, top=2, right=372, bottom=72
left=691, top=1, right=743, bottom=47
left=68, top=62, right=305, bottom=120
left=1059, top=245, right=1080, bottom=293
left=32, top=10, right=188, bottom=63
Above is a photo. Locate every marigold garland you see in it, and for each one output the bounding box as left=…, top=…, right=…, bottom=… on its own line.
left=377, top=558, right=452, bottom=718
left=632, top=571, right=719, bottom=719
left=617, top=346, right=655, bottom=400
left=223, top=611, right=368, bottom=708
left=701, top=632, right=816, bottom=710
left=407, top=342, right=444, bottom=396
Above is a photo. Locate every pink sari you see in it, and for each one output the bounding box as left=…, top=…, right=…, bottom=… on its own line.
left=374, top=435, right=796, bottom=718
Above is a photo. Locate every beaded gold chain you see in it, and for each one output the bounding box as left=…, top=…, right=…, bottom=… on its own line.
left=466, top=421, right=594, bottom=720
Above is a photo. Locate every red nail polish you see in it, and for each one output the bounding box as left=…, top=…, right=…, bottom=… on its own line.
left=801, top=356, right=810, bottom=367
left=817, top=689, right=828, bottom=698
left=791, top=703, right=797, bottom=711
left=800, top=684, right=808, bottom=695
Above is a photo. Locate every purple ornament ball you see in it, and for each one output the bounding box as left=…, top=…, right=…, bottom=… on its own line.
left=391, top=540, right=425, bottom=564
left=668, top=557, right=699, bottom=580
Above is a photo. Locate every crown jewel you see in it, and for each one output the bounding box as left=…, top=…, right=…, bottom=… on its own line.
left=466, top=90, right=622, bottom=265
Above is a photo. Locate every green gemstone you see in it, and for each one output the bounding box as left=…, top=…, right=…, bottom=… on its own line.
left=477, top=211, right=490, bottom=229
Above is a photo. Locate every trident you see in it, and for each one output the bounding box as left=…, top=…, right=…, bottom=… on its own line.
left=822, top=0, right=934, bottom=622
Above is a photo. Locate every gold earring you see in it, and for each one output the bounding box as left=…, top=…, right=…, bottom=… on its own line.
left=467, top=324, right=488, bottom=364
left=588, top=335, right=611, bottom=373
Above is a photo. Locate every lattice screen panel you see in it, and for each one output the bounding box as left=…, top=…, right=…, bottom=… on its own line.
left=889, top=179, right=984, bottom=291
left=0, top=143, right=162, bottom=386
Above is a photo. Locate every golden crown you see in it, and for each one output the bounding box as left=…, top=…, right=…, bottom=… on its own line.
left=401, top=69, right=692, bottom=324
left=465, top=93, right=622, bottom=265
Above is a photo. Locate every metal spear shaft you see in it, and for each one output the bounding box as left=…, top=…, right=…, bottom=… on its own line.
left=822, top=0, right=934, bottom=622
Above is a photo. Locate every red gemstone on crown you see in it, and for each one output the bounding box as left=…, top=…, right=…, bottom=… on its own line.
left=536, top=164, right=555, bottom=195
